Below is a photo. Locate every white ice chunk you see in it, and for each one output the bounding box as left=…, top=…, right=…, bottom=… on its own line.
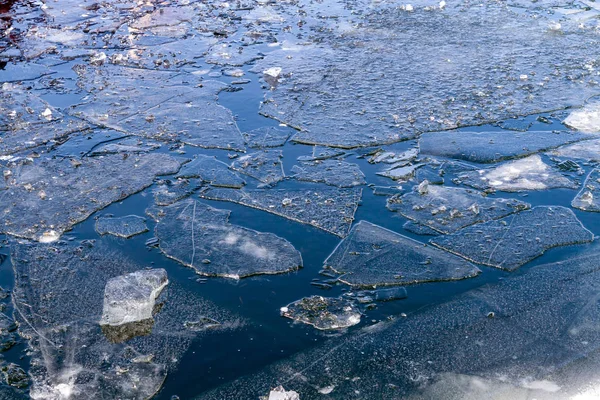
left=564, top=102, right=600, bottom=133
left=267, top=386, right=300, bottom=400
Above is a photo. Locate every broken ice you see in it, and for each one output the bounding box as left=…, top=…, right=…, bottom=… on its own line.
left=291, top=160, right=366, bottom=188
left=281, top=296, right=361, bottom=330
left=95, top=215, right=149, bottom=239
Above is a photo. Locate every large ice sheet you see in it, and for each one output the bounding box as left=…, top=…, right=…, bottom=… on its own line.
left=572, top=168, right=600, bottom=211
left=200, top=186, right=362, bottom=238
left=324, top=221, right=480, bottom=287
left=457, top=155, right=578, bottom=192
left=431, top=206, right=593, bottom=271
left=291, top=160, right=366, bottom=188
left=387, top=182, right=530, bottom=234
left=153, top=199, right=303, bottom=278
left=0, top=153, right=183, bottom=242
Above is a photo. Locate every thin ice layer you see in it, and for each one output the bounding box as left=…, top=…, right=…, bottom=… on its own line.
left=154, top=199, right=302, bottom=278
left=243, top=126, right=292, bottom=148
left=195, top=243, right=600, bottom=400
left=11, top=239, right=241, bottom=400
left=325, top=221, right=480, bottom=287
left=431, top=206, right=593, bottom=271
left=419, top=130, right=590, bottom=163
left=230, top=150, right=285, bottom=187
left=281, top=296, right=361, bottom=330
left=199, top=186, right=362, bottom=238
left=457, top=155, right=578, bottom=192
left=0, top=153, right=182, bottom=241
left=176, top=155, right=245, bottom=188
left=387, top=182, right=530, bottom=234
left=572, top=168, right=600, bottom=212
left=291, top=160, right=366, bottom=188
left=95, top=215, right=149, bottom=239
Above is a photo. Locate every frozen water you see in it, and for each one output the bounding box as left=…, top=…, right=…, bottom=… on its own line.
left=100, top=269, right=168, bottom=327
left=291, top=160, right=366, bottom=188
left=387, top=181, right=530, bottom=234
left=176, top=155, right=245, bottom=188
left=324, top=221, right=480, bottom=287
left=0, top=153, right=183, bottom=242
left=265, top=386, right=300, bottom=400
left=550, top=138, right=600, bottom=162
left=572, top=168, right=600, bottom=212
left=243, top=126, right=292, bottom=149
left=563, top=102, right=600, bottom=133
left=153, top=179, right=203, bottom=206
left=154, top=199, right=302, bottom=278
left=457, top=155, right=578, bottom=192
left=95, top=215, right=149, bottom=239
left=431, top=206, right=593, bottom=271
left=369, top=148, right=419, bottom=165
left=230, top=150, right=285, bottom=187
left=419, top=130, right=590, bottom=163
left=281, top=296, right=361, bottom=330
left=403, top=220, right=440, bottom=236
left=376, top=164, right=422, bottom=182
left=415, top=166, right=444, bottom=185
left=297, top=146, right=346, bottom=162
left=88, top=138, right=161, bottom=157
left=200, top=186, right=362, bottom=238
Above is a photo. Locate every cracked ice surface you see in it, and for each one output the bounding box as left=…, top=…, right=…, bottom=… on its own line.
left=324, top=221, right=480, bottom=287
left=0, top=153, right=182, bottom=242
left=291, top=160, right=366, bottom=188
left=431, top=206, right=593, bottom=271
left=153, top=199, right=302, bottom=278
left=572, top=168, right=600, bottom=212
left=230, top=150, right=285, bottom=187
left=387, top=182, right=530, bottom=234
left=95, top=215, right=149, bottom=239
left=176, top=155, right=246, bottom=188
left=457, top=155, right=578, bottom=192
left=200, top=186, right=362, bottom=238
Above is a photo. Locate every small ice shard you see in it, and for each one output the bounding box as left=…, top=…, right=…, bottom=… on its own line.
left=387, top=182, right=530, bottom=234
left=572, top=168, right=600, bottom=211
left=563, top=102, right=600, bottom=133
left=377, top=164, right=421, bottom=181
left=457, top=155, right=577, bottom=192
left=266, top=386, right=300, bottom=400
left=154, top=199, right=302, bottom=278
left=291, top=160, right=366, bottom=188
left=100, top=269, right=168, bottom=327
left=431, top=206, right=593, bottom=271
left=281, top=296, right=361, bottom=330
left=325, top=221, right=480, bottom=287
left=230, top=150, right=285, bottom=187
left=176, top=155, right=245, bottom=188
left=369, top=148, right=419, bottom=164
left=200, top=186, right=362, bottom=237
left=95, top=215, right=149, bottom=238
left=243, top=126, right=292, bottom=148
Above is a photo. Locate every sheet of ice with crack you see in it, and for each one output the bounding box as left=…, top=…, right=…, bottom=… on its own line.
left=419, top=130, right=591, bottom=163
left=324, top=221, right=480, bottom=287
left=199, top=187, right=362, bottom=238
left=11, top=239, right=241, bottom=400
left=572, top=168, right=600, bottom=211
left=291, top=160, right=366, bottom=188
left=176, top=155, right=245, bottom=188
left=280, top=296, right=361, bottom=330
left=255, top=0, right=600, bottom=149
left=153, top=178, right=204, bottom=206
left=153, top=199, right=302, bottom=278
left=457, top=155, right=578, bottom=192
left=95, top=215, right=149, bottom=239
left=431, top=206, right=593, bottom=271
left=0, top=153, right=182, bottom=241
left=243, top=126, right=292, bottom=149
left=195, top=243, right=600, bottom=400
left=70, top=69, right=245, bottom=151
left=230, top=150, right=285, bottom=187
left=0, top=83, right=90, bottom=156
left=387, top=182, right=530, bottom=234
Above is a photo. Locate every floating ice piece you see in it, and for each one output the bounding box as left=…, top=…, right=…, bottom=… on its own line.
left=95, top=215, right=149, bottom=239
left=89, top=139, right=160, bottom=156
left=325, top=221, right=480, bottom=287
left=496, top=118, right=533, bottom=132
left=431, top=206, right=593, bottom=270
left=387, top=182, right=530, bottom=234
left=200, top=187, right=362, bottom=237
left=369, top=148, right=419, bottom=164
left=457, top=155, right=578, bottom=192
left=419, top=130, right=590, bottom=163
left=563, top=102, right=600, bottom=133
left=550, top=138, right=600, bottom=161
left=0, top=153, right=183, bottom=241
left=100, top=269, right=168, bottom=327
left=154, top=199, right=302, bottom=278
left=266, top=386, right=300, bottom=400
left=291, top=160, right=366, bottom=188
left=415, top=166, right=444, bottom=185
left=176, top=155, right=245, bottom=188
left=377, top=164, right=422, bottom=181
left=281, top=296, right=361, bottom=330
left=243, top=126, right=292, bottom=148
left=572, top=168, right=600, bottom=211
left=349, top=287, right=409, bottom=302
left=153, top=179, right=203, bottom=206
left=297, top=146, right=346, bottom=162
left=230, top=150, right=285, bottom=187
